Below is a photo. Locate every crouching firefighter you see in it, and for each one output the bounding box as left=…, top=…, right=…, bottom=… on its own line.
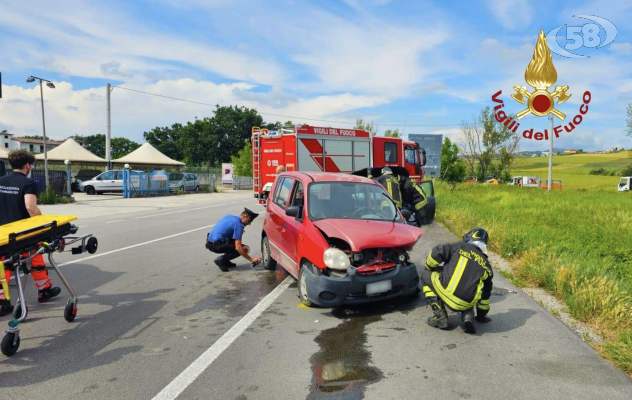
left=375, top=167, right=428, bottom=224
left=420, top=227, right=493, bottom=333
left=205, top=208, right=262, bottom=272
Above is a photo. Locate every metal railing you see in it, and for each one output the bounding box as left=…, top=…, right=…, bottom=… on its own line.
left=232, top=175, right=253, bottom=190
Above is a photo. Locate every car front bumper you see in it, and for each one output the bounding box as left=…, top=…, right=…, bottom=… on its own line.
left=303, top=262, right=420, bottom=307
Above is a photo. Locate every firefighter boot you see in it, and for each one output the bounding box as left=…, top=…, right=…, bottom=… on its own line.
left=0, top=300, right=14, bottom=317
left=38, top=287, right=62, bottom=303
left=427, top=301, right=449, bottom=330
left=461, top=308, right=477, bottom=334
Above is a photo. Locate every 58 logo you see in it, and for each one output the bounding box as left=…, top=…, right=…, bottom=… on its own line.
left=546, top=15, right=617, bottom=58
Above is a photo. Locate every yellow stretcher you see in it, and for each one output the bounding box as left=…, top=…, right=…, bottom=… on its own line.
left=0, top=215, right=98, bottom=357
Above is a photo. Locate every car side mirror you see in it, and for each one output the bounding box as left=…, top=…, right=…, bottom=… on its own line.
left=401, top=209, right=412, bottom=220
left=285, top=206, right=301, bottom=219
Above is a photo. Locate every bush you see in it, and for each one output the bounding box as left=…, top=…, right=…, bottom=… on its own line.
left=621, top=164, right=632, bottom=177
left=589, top=168, right=617, bottom=176
left=199, top=184, right=217, bottom=193
left=38, top=187, right=70, bottom=205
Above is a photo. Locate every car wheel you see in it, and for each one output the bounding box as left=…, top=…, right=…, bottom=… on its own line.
left=298, top=264, right=314, bottom=307
left=85, top=186, right=95, bottom=195
left=261, top=236, right=277, bottom=271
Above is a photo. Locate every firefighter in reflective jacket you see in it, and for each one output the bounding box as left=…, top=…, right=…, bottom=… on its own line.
left=420, top=227, right=493, bottom=333
left=375, top=167, right=427, bottom=222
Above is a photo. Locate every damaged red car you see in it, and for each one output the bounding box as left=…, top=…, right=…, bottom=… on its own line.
left=261, top=172, right=423, bottom=307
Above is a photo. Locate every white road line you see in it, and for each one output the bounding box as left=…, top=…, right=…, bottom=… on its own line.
left=152, top=277, right=291, bottom=400
left=106, top=220, right=125, bottom=224
left=58, top=224, right=215, bottom=267
left=135, top=204, right=227, bottom=219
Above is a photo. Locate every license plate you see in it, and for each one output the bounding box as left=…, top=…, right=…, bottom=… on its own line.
left=366, top=280, right=392, bottom=296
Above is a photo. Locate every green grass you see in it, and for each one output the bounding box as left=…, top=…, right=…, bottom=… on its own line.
left=512, top=152, right=631, bottom=190
left=435, top=181, right=632, bottom=374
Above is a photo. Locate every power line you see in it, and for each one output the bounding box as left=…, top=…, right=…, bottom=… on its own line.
left=111, top=84, right=538, bottom=128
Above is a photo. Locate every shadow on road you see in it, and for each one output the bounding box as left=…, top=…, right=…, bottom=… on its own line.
left=0, top=264, right=173, bottom=388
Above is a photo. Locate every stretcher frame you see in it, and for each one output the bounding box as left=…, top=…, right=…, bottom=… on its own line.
left=1, top=217, right=98, bottom=357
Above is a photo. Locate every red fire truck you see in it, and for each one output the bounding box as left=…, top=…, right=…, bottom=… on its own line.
left=252, top=125, right=426, bottom=203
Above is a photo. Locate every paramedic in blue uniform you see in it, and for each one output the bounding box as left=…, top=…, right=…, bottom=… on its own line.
left=206, top=208, right=262, bottom=272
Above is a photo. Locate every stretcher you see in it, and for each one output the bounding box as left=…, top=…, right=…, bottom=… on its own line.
left=0, top=215, right=98, bottom=357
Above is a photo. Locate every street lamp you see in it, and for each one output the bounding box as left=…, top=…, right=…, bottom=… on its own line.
left=26, top=75, right=55, bottom=187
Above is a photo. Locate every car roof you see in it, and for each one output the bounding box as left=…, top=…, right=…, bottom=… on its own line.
left=279, top=171, right=377, bottom=184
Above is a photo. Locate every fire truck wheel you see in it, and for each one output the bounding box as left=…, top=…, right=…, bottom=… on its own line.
left=261, top=236, right=277, bottom=271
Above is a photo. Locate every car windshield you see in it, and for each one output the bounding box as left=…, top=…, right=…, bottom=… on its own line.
left=308, top=182, right=402, bottom=222
left=169, top=173, right=184, bottom=180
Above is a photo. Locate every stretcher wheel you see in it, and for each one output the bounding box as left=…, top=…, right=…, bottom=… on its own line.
left=12, top=303, right=27, bottom=320
left=1, top=333, right=20, bottom=357
left=64, top=302, right=77, bottom=322
left=86, top=237, right=98, bottom=254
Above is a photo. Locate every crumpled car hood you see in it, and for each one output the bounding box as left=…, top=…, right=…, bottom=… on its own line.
left=312, top=219, right=422, bottom=251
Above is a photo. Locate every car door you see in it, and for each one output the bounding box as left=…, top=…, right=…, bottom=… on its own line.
left=96, top=171, right=115, bottom=192
left=113, top=171, right=124, bottom=192
left=281, top=181, right=304, bottom=276
left=267, top=177, right=295, bottom=271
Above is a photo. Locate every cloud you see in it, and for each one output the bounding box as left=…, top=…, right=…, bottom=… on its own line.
left=610, top=43, right=632, bottom=56
left=0, top=79, right=388, bottom=143
left=487, top=0, right=534, bottom=30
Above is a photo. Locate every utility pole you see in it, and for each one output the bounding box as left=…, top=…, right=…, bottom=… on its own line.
left=106, top=83, right=112, bottom=170
left=547, top=114, right=553, bottom=191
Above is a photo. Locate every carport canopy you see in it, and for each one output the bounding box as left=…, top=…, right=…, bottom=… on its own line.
left=34, top=138, right=107, bottom=164
left=112, top=142, right=185, bottom=167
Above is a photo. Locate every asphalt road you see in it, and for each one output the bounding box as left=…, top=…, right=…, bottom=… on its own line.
left=1, top=191, right=630, bottom=400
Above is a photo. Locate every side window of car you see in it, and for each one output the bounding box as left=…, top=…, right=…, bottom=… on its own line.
left=100, top=171, right=115, bottom=180
left=274, top=178, right=293, bottom=209
left=385, top=142, right=398, bottom=163
left=114, top=171, right=123, bottom=180
left=291, top=182, right=304, bottom=208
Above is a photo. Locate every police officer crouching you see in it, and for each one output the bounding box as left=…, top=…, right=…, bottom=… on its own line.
left=206, top=208, right=262, bottom=272
left=420, top=228, right=493, bottom=333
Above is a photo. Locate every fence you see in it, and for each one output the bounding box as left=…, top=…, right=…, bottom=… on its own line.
left=32, top=169, right=69, bottom=196
left=123, top=170, right=170, bottom=198
left=232, top=175, right=253, bottom=190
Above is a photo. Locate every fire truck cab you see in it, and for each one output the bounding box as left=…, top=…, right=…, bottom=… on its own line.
left=252, top=125, right=425, bottom=204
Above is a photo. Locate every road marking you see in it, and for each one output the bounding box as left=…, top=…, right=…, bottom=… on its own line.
left=135, top=204, right=227, bottom=219
left=152, top=277, right=292, bottom=400
left=58, top=224, right=215, bottom=267
left=106, top=220, right=125, bottom=224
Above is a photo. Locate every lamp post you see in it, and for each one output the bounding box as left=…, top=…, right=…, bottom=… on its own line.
left=27, top=76, right=55, bottom=188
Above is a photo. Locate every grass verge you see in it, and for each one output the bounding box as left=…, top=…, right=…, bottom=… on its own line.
left=435, top=181, right=632, bottom=374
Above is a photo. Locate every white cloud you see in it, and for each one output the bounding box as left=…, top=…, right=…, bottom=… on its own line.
left=0, top=0, right=284, bottom=85
left=488, top=0, right=534, bottom=30
left=0, top=79, right=388, bottom=143
left=610, top=43, right=632, bottom=56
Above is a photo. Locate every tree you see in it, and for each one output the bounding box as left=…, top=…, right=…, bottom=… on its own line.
left=231, top=141, right=253, bottom=177
left=354, top=118, right=377, bottom=136
left=440, top=137, right=466, bottom=183
left=384, top=129, right=401, bottom=137
left=461, top=106, right=520, bottom=181
left=72, top=134, right=140, bottom=159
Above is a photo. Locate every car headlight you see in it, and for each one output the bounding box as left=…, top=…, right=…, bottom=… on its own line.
left=323, top=248, right=350, bottom=271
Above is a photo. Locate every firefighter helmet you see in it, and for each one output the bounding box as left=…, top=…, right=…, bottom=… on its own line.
left=463, top=227, right=489, bottom=244
left=381, top=167, right=393, bottom=175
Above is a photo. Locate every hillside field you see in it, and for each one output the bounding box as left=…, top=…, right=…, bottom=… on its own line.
left=511, top=151, right=630, bottom=190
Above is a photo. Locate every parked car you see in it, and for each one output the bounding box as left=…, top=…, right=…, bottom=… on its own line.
left=80, top=170, right=131, bottom=194
left=169, top=173, right=200, bottom=192
left=72, top=169, right=101, bottom=192
left=261, top=171, right=423, bottom=307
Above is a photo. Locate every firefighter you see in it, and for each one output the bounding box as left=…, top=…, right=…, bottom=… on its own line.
left=375, top=167, right=428, bottom=223
left=0, top=150, right=62, bottom=316
left=420, top=227, right=493, bottom=333
left=206, top=208, right=262, bottom=272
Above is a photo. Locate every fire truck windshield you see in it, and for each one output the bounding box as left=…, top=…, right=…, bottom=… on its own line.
left=308, top=182, right=401, bottom=222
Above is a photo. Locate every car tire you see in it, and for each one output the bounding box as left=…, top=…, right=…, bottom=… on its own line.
left=85, top=186, right=95, bottom=195
left=261, top=236, right=277, bottom=271
left=298, top=263, right=315, bottom=307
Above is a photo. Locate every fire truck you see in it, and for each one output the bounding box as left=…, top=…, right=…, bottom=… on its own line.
left=252, top=125, right=426, bottom=203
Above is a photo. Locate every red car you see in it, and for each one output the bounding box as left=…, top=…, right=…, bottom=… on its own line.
left=261, top=171, right=423, bottom=307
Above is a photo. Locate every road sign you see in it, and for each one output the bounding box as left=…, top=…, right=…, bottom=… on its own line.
left=408, top=134, right=443, bottom=179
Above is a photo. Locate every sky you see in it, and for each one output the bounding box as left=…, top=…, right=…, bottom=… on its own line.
left=0, top=0, right=631, bottom=152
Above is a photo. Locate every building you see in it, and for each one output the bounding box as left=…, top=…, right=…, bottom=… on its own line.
left=0, top=132, right=84, bottom=154
left=564, top=149, right=581, bottom=154
left=605, top=147, right=618, bottom=153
